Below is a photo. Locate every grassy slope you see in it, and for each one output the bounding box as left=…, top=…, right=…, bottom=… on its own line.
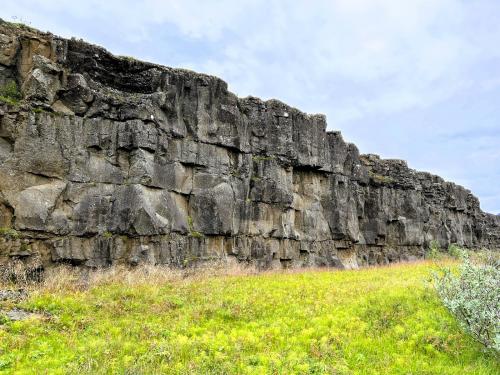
left=0, top=261, right=498, bottom=374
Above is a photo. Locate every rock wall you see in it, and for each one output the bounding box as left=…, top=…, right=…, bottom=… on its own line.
left=0, top=21, right=498, bottom=270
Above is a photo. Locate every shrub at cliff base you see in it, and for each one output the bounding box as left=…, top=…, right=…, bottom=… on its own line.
left=434, top=251, right=500, bottom=353
left=0, top=262, right=499, bottom=374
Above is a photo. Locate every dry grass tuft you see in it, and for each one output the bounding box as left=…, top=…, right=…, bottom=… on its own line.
left=0, top=259, right=43, bottom=286
left=1, top=259, right=260, bottom=293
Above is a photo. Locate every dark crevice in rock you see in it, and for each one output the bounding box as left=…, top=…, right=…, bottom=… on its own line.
left=25, top=170, right=63, bottom=180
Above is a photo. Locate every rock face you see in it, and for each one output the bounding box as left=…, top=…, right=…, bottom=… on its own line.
left=0, top=21, right=498, bottom=271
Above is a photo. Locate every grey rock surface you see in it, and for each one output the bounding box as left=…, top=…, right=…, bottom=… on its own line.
left=1, top=308, right=41, bottom=322
left=0, top=289, right=26, bottom=301
left=0, top=20, right=498, bottom=271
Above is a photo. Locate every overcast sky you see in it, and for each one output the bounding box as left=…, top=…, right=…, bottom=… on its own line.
left=2, top=0, right=499, bottom=213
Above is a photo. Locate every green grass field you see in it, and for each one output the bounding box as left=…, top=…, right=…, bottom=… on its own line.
left=0, top=261, right=498, bottom=374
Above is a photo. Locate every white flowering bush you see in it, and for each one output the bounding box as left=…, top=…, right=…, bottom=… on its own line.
left=434, top=252, right=500, bottom=353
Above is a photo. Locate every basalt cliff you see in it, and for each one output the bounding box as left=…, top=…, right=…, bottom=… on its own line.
left=0, top=21, right=499, bottom=272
